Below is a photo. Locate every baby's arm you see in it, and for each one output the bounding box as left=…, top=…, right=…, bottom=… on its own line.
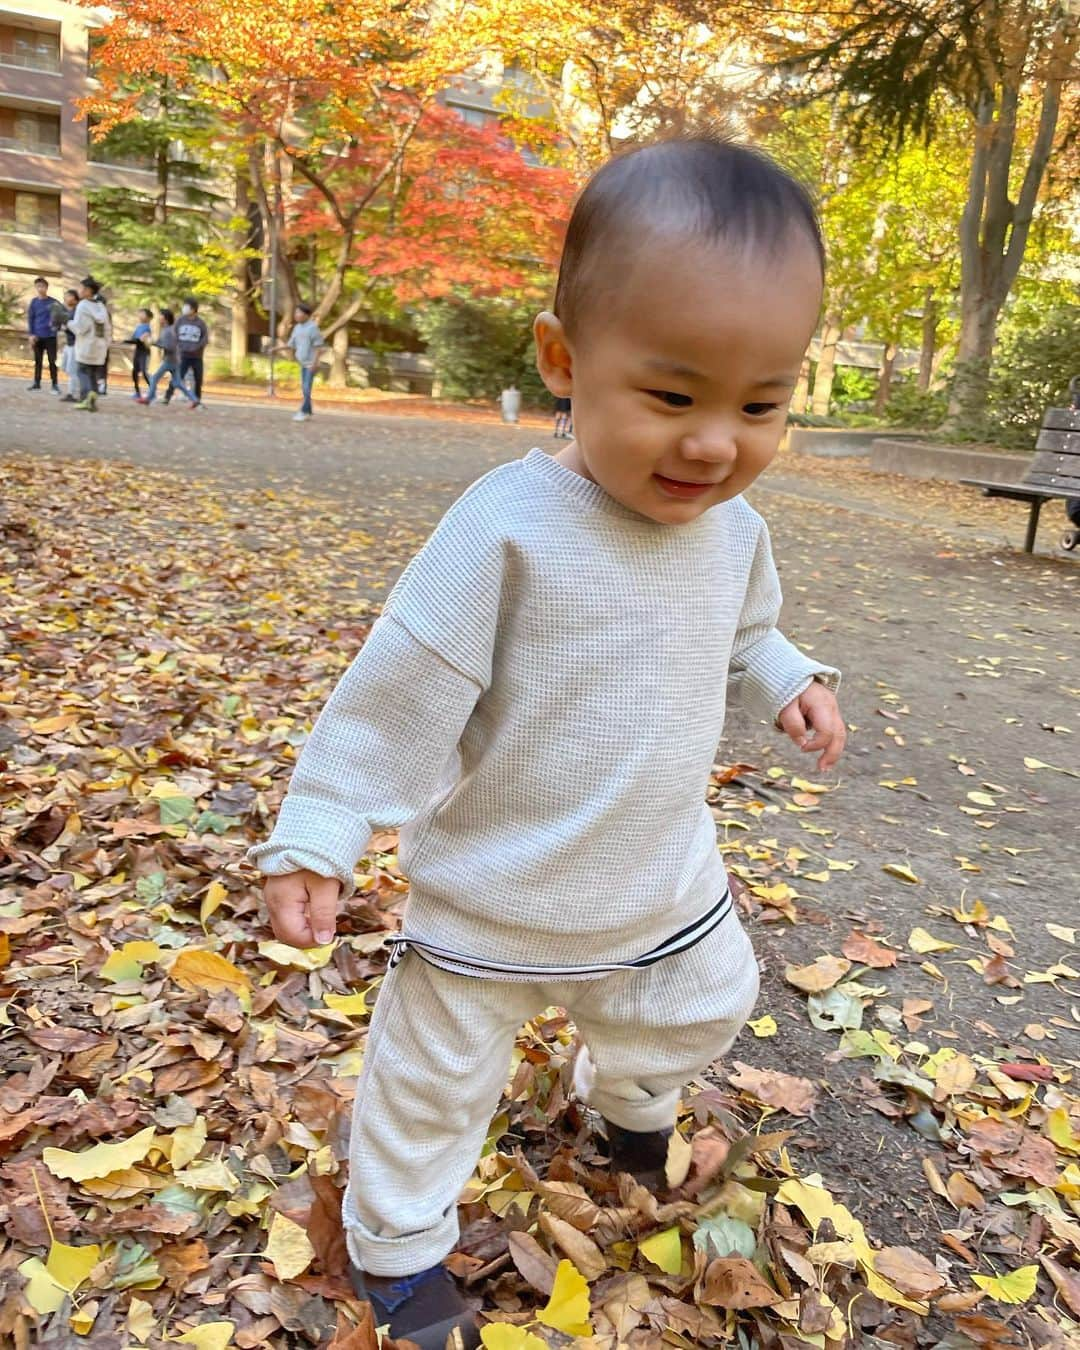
left=728, top=518, right=844, bottom=771
left=248, top=614, right=485, bottom=946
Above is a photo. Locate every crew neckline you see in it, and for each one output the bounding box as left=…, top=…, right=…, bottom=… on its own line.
left=522, top=448, right=657, bottom=523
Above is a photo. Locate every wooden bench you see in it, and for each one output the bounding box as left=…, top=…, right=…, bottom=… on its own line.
left=960, top=403, right=1080, bottom=552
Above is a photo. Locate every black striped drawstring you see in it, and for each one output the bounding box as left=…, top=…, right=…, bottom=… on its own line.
left=384, top=887, right=732, bottom=978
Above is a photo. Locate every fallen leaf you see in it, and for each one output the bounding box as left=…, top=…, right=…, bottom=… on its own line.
left=699, top=1256, right=780, bottom=1309
left=883, top=863, right=920, bottom=884
left=873, top=1246, right=948, bottom=1299
left=784, top=954, right=851, bottom=993
left=265, top=1212, right=315, bottom=1281
left=842, top=931, right=898, bottom=968
left=169, top=949, right=251, bottom=997
left=746, top=1014, right=777, bottom=1038
left=728, top=1062, right=818, bottom=1116
left=971, top=1264, right=1039, bottom=1304
left=638, top=1227, right=682, bottom=1275
left=908, top=927, right=958, bottom=954
left=537, top=1259, right=593, bottom=1337
left=43, top=1125, right=157, bottom=1182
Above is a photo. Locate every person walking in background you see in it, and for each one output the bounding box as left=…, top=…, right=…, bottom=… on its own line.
left=553, top=394, right=573, bottom=439
left=285, top=302, right=324, bottom=422
left=57, top=288, right=79, bottom=402
left=123, top=307, right=154, bottom=399
left=68, top=276, right=111, bottom=412
left=138, top=308, right=196, bottom=406
left=27, top=277, right=59, bottom=393
left=173, top=297, right=208, bottom=408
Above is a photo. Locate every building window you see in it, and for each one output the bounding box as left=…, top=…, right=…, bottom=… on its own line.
left=0, top=187, right=61, bottom=238
left=450, top=104, right=497, bottom=130
left=0, top=106, right=62, bottom=157
left=0, top=24, right=61, bottom=74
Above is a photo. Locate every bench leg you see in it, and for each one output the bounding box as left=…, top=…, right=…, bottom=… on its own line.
left=1023, top=498, right=1042, bottom=553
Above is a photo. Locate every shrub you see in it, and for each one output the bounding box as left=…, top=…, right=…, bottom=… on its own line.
left=881, top=376, right=948, bottom=428
left=985, top=303, right=1080, bottom=449
left=415, top=298, right=547, bottom=405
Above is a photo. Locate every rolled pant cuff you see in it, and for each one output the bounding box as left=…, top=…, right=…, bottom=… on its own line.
left=343, top=1205, right=460, bottom=1278
left=590, top=1090, right=679, bottom=1134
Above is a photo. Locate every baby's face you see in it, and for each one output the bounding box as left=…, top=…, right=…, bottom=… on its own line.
left=541, top=233, right=822, bottom=524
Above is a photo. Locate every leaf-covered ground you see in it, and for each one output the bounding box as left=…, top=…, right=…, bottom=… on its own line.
left=0, top=418, right=1077, bottom=1350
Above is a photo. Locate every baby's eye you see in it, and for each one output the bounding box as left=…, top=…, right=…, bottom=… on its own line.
left=743, top=402, right=780, bottom=416
left=646, top=390, right=693, bottom=408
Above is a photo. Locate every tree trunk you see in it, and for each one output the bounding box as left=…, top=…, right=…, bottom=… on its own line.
left=329, top=324, right=349, bottom=388
left=946, top=294, right=999, bottom=434
left=810, top=314, right=841, bottom=416
left=918, top=288, right=938, bottom=392
left=875, top=341, right=897, bottom=416
left=790, top=354, right=811, bottom=415
left=230, top=168, right=250, bottom=377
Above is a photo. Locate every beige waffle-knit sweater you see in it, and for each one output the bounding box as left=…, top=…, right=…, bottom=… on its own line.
left=247, top=448, right=839, bottom=974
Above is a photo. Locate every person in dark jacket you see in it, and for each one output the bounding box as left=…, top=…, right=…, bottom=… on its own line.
left=123, top=307, right=154, bottom=398
left=27, top=277, right=59, bottom=393
left=171, top=296, right=209, bottom=408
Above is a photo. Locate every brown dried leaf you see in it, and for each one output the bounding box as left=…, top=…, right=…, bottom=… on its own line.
left=841, top=932, right=898, bottom=968
left=700, top=1256, right=781, bottom=1309
left=728, top=1062, right=818, bottom=1117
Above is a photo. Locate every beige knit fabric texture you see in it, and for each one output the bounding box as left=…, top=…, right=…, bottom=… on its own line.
left=248, top=448, right=840, bottom=971
left=342, top=912, right=761, bottom=1274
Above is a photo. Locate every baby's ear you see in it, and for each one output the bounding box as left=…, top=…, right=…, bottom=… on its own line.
left=533, top=312, right=573, bottom=397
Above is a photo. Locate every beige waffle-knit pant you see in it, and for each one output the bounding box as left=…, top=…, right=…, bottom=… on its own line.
left=342, top=908, right=760, bottom=1275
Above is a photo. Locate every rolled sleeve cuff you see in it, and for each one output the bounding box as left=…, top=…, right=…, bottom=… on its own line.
left=245, top=795, right=371, bottom=898
left=732, top=629, right=841, bottom=725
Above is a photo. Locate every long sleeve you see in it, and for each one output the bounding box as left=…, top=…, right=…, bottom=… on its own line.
left=247, top=615, right=487, bottom=896
left=727, top=518, right=840, bottom=723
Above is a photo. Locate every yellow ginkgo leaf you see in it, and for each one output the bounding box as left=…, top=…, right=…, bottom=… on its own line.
left=43, top=1124, right=157, bottom=1182
left=127, top=1296, right=158, bottom=1342
left=265, top=1212, right=315, bottom=1281
left=883, top=863, right=920, bottom=884
left=908, top=928, right=957, bottom=954
left=99, top=950, right=145, bottom=983
left=480, top=1325, right=548, bottom=1350
left=257, top=940, right=335, bottom=970
left=747, top=1014, right=777, bottom=1038
left=172, top=1159, right=239, bottom=1194
left=70, top=1303, right=97, bottom=1335
left=638, top=1226, right=683, bottom=1275
left=324, top=990, right=370, bottom=1017
left=169, top=949, right=250, bottom=996
left=170, top=1116, right=208, bottom=1170
left=18, top=1258, right=67, bottom=1314
left=172, top=1321, right=236, bottom=1349
left=971, top=1265, right=1038, bottom=1304
left=966, top=791, right=998, bottom=807
left=1047, top=1108, right=1080, bottom=1155
left=46, top=1240, right=102, bottom=1292
left=537, top=1259, right=593, bottom=1337
left=200, top=881, right=228, bottom=928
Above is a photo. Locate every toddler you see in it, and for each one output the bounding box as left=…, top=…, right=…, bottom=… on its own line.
left=248, top=136, right=845, bottom=1349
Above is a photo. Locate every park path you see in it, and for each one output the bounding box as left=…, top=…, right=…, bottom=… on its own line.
left=2, top=373, right=1078, bottom=1314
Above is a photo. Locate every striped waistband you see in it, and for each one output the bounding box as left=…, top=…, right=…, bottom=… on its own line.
left=385, top=887, right=733, bottom=981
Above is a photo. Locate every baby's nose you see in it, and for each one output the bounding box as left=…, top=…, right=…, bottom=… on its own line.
left=679, top=423, right=738, bottom=464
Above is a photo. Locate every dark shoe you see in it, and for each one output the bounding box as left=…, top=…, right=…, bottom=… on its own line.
left=602, top=1119, right=673, bottom=1189
left=349, top=1263, right=479, bottom=1350
left=51, top=383, right=60, bottom=393
left=59, top=394, right=76, bottom=403
left=27, top=383, right=41, bottom=390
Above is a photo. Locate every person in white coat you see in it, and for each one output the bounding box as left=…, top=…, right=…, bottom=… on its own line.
left=68, top=276, right=112, bottom=412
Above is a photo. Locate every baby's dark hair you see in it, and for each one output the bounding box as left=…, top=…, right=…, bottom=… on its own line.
left=160, top=307, right=175, bottom=325
left=554, top=136, right=824, bottom=336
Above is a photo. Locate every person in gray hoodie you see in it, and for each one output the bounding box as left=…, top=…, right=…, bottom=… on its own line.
left=68, top=277, right=112, bottom=412
left=171, top=296, right=209, bottom=407
left=138, top=308, right=197, bottom=406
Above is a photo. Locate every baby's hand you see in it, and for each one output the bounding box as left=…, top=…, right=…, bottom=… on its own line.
left=263, top=870, right=341, bottom=948
left=778, top=682, right=846, bottom=772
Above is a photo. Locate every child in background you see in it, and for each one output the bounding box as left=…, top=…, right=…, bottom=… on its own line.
left=553, top=393, right=573, bottom=439
left=57, top=290, right=80, bottom=403
left=248, top=137, right=845, bottom=1349
left=138, top=309, right=197, bottom=407
left=124, top=307, right=154, bottom=400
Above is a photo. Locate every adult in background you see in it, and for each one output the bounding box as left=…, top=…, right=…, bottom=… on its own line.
left=27, top=277, right=59, bottom=393
left=57, top=289, right=79, bottom=402
left=285, top=302, right=325, bottom=422
left=69, top=276, right=112, bottom=412
left=173, top=296, right=208, bottom=408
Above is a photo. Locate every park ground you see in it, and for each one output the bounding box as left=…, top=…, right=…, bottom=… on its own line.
left=0, top=376, right=1077, bottom=1348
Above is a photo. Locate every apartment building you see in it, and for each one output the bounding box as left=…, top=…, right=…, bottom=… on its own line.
left=0, top=0, right=156, bottom=293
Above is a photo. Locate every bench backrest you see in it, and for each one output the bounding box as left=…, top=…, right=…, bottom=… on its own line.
left=1024, top=407, right=1080, bottom=493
